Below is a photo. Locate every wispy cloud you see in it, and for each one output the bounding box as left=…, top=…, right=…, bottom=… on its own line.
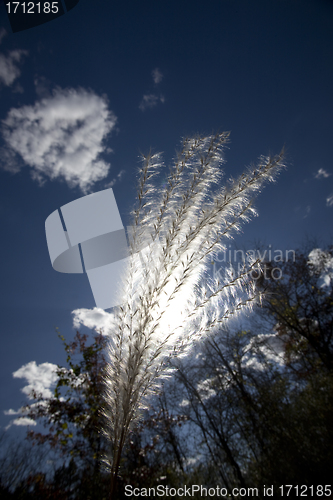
left=315, top=168, right=331, bottom=179
left=34, top=75, right=52, bottom=98
left=139, top=68, right=165, bottom=111
left=13, top=361, right=58, bottom=399
left=104, top=168, right=126, bottom=188
left=8, top=417, right=37, bottom=428
left=4, top=405, right=37, bottom=430
left=303, top=205, right=311, bottom=218
left=4, top=408, right=21, bottom=416
left=152, top=67, right=163, bottom=84
left=72, top=307, right=115, bottom=333
left=1, top=87, right=117, bottom=192
left=0, top=28, right=7, bottom=45
left=0, top=28, right=28, bottom=90
left=326, top=193, right=333, bottom=207
left=139, top=93, right=165, bottom=111
left=0, top=49, right=28, bottom=87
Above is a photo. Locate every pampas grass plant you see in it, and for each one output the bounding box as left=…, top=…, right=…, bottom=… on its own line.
left=102, top=132, right=285, bottom=498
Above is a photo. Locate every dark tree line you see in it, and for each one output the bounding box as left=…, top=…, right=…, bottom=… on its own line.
left=1, top=245, right=332, bottom=499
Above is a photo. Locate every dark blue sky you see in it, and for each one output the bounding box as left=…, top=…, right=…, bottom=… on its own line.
left=0, top=0, right=332, bottom=432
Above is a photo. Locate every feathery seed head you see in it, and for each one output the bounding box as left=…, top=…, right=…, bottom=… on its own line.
left=102, top=133, right=285, bottom=474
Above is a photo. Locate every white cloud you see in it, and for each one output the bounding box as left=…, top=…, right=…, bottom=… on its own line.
left=5, top=415, right=37, bottom=430
left=139, top=68, right=165, bottom=110
left=152, top=68, right=163, bottom=84
left=308, top=248, right=324, bottom=267
left=72, top=307, right=115, bottom=333
left=1, top=87, right=117, bottom=193
left=4, top=404, right=40, bottom=430
left=139, top=93, right=165, bottom=111
left=13, top=361, right=58, bottom=399
left=196, top=379, right=217, bottom=401
left=242, top=332, right=286, bottom=371
left=4, top=408, right=20, bottom=416
left=308, top=248, right=333, bottom=288
left=315, top=168, right=331, bottom=179
left=0, top=49, right=28, bottom=87
left=326, top=193, right=333, bottom=207
left=0, top=145, right=20, bottom=172
left=11, top=417, right=36, bottom=427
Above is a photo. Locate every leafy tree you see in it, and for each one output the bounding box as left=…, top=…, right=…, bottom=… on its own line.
left=168, top=328, right=286, bottom=494
left=115, top=403, right=189, bottom=497
left=12, top=244, right=333, bottom=497
left=23, top=330, right=109, bottom=498
left=162, top=245, right=333, bottom=493
left=19, top=331, right=188, bottom=498
left=248, top=244, right=333, bottom=486
left=0, top=433, right=51, bottom=498
left=259, top=245, right=333, bottom=375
